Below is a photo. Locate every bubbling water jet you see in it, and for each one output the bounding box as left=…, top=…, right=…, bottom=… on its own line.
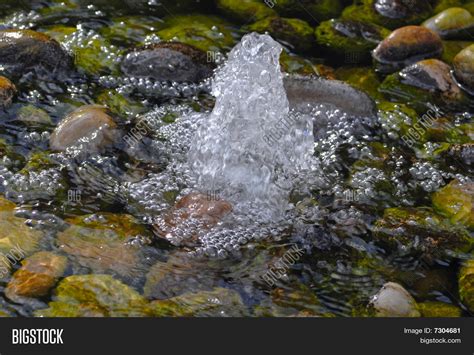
left=188, top=33, right=314, bottom=222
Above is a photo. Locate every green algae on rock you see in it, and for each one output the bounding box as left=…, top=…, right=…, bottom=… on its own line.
left=459, top=259, right=474, bottom=313
left=423, top=7, right=474, bottom=39
left=441, top=40, right=473, bottom=64
left=373, top=207, right=474, bottom=259
left=156, top=15, right=236, bottom=53
left=418, top=301, right=462, bottom=317
left=453, top=44, right=474, bottom=93
left=273, top=0, right=342, bottom=24
left=372, top=26, right=443, bottom=74
left=247, top=17, right=314, bottom=53
left=216, top=0, right=276, bottom=23
left=35, top=274, right=150, bottom=317
left=315, top=19, right=390, bottom=63
left=5, top=251, right=67, bottom=301
left=335, top=67, right=383, bottom=100
left=432, top=180, right=474, bottom=229
left=15, top=105, right=52, bottom=126
left=96, top=90, right=146, bottom=118
left=342, top=0, right=433, bottom=30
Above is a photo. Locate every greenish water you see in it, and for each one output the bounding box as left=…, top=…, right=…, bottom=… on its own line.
left=0, top=0, right=472, bottom=317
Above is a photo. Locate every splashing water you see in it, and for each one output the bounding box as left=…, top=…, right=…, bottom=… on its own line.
left=188, top=33, right=314, bottom=221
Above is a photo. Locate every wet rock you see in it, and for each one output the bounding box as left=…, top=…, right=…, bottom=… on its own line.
left=453, top=44, right=474, bottom=93
left=441, top=40, right=472, bottom=64
left=150, top=287, right=247, bottom=316
left=57, top=213, right=151, bottom=281
left=342, top=0, right=432, bottom=30
left=418, top=301, right=462, bottom=317
left=216, top=0, right=276, bottom=23
left=0, top=197, right=43, bottom=272
left=247, top=17, right=314, bottom=53
left=373, top=26, right=443, bottom=74
left=15, top=105, right=52, bottom=125
left=0, top=29, right=73, bottom=79
left=121, top=42, right=215, bottom=83
left=49, top=105, right=118, bottom=152
left=459, top=259, right=474, bottom=312
left=274, top=0, right=342, bottom=24
left=96, top=90, right=146, bottom=117
left=153, top=193, right=233, bottom=246
left=283, top=75, right=377, bottom=117
left=35, top=274, right=150, bottom=317
left=5, top=251, right=67, bottom=301
left=423, top=7, right=474, bottom=39
left=432, top=180, right=473, bottom=229
left=373, top=207, right=473, bottom=259
left=336, top=67, right=383, bottom=100
left=315, top=20, right=390, bottom=64
left=0, top=76, right=16, bottom=108
left=369, top=282, right=420, bottom=317
left=156, top=15, right=236, bottom=53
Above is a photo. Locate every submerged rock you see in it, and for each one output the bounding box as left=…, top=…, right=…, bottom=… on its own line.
left=283, top=75, right=377, bottom=117
left=315, top=19, right=390, bottom=63
left=453, top=44, right=474, bottom=93
left=459, top=259, right=474, bottom=312
left=342, top=0, right=432, bottom=29
left=216, top=0, right=276, bottom=22
left=35, top=274, right=149, bottom=317
left=0, top=30, right=73, bottom=78
left=5, top=251, right=67, bottom=301
left=274, top=0, right=342, bottom=24
left=432, top=180, right=473, bottom=229
left=57, top=213, right=151, bottom=281
left=423, top=7, right=474, bottom=39
left=369, top=282, right=420, bottom=317
left=247, top=17, right=314, bottom=53
left=15, top=105, right=52, bottom=125
left=373, top=207, right=473, bottom=259
left=121, top=42, right=215, bottom=83
left=373, top=26, right=443, bottom=73
left=49, top=105, right=118, bottom=152
left=0, top=197, right=43, bottom=271
left=418, top=301, right=462, bottom=317
left=0, top=76, right=16, bottom=108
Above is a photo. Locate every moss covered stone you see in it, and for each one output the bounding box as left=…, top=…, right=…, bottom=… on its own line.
left=459, top=259, right=474, bottom=312
left=418, top=301, right=462, bottom=317
left=423, top=7, right=474, bottom=39
left=216, top=0, right=276, bottom=23
left=432, top=180, right=474, bottom=229
left=0, top=76, right=16, bottom=108
left=274, top=0, right=342, bottom=24
left=316, top=19, right=390, bottom=63
left=247, top=17, right=314, bottom=53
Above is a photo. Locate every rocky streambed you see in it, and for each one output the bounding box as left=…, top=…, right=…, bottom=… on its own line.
left=0, top=0, right=472, bottom=317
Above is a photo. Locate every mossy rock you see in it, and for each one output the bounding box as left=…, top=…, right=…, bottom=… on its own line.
left=19, top=152, right=58, bottom=175
left=336, top=67, right=383, bottom=100
left=342, top=0, right=433, bottom=30
left=0, top=197, right=44, bottom=275
left=377, top=101, right=425, bottom=142
left=156, top=15, right=236, bottom=53
left=435, top=0, right=463, bottom=13
left=247, top=17, right=314, bottom=53
left=35, top=274, right=150, bottom=317
left=0, top=138, right=25, bottom=169
left=100, top=16, right=163, bottom=46
left=423, top=7, right=474, bottom=40
left=373, top=207, right=474, bottom=258
left=274, top=0, right=343, bottom=24
left=57, top=213, right=151, bottom=281
left=432, top=180, right=474, bottom=229
left=459, top=259, right=474, bottom=312
left=315, top=19, right=390, bottom=63
left=442, top=40, right=473, bottom=64
left=418, top=301, right=462, bottom=317
left=216, top=0, right=276, bottom=23
left=279, top=51, right=319, bottom=76
left=15, top=105, right=52, bottom=126
left=96, top=90, right=145, bottom=118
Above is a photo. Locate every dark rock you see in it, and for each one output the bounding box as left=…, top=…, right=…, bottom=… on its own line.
left=373, top=26, right=443, bottom=73
left=0, top=30, right=73, bottom=79
left=453, top=44, right=474, bottom=93
left=121, top=42, right=215, bottom=83
left=0, top=76, right=16, bottom=108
